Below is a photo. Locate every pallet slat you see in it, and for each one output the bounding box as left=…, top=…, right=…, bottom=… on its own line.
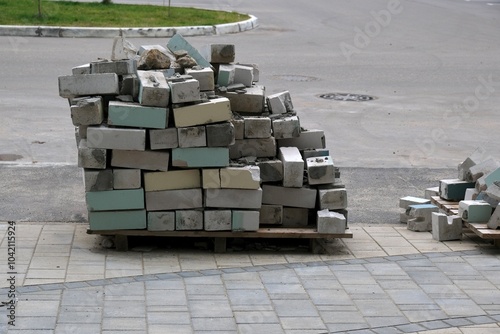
left=465, top=222, right=500, bottom=239
left=430, top=196, right=459, bottom=215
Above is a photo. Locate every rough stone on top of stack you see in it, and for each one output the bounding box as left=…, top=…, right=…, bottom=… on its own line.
left=58, top=34, right=349, bottom=235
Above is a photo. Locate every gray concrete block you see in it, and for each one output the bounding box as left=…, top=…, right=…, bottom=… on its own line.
left=176, top=210, right=203, bottom=230
left=185, top=67, right=215, bottom=91
left=111, top=36, right=138, bottom=60
left=58, top=73, right=119, bottom=98
left=279, top=147, right=304, bottom=188
left=262, top=185, right=316, bottom=209
left=267, top=91, right=294, bottom=114
left=486, top=181, right=500, bottom=201
left=149, top=128, right=179, bottom=150
left=206, top=122, right=235, bottom=147
left=283, top=207, right=309, bottom=227
left=78, top=139, right=107, bottom=169
left=277, top=129, right=325, bottom=150
left=236, top=63, right=259, bottom=82
left=90, top=59, right=135, bottom=75
left=467, top=158, right=500, bottom=182
left=476, top=167, right=500, bottom=192
left=169, top=78, right=201, bottom=104
left=302, top=149, right=330, bottom=160
left=111, top=150, right=169, bottom=171
left=204, top=210, right=232, bottom=231
left=317, top=210, right=346, bottom=234
left=318, top=188, right=348, bottom=210
left=234, top=65, right=254, bottom=87
left=87, top=126, right=146, bottom=151
left=200, top=44, right=235, bottom=63
left=244, top=116, right=272, bottom=139
left=70, top=97, right=103, bottom=126
left=231, top=117, right=245, bottom=140
left=120, top=74, right=139, bottom=98
left=148, top=211, right=175, bottom=231
left=424, top=186, right=440, bottom=200
left=113, top=168, right=141, bottom=189
left=217, top=64, right=235, bottom=86
left=487, top=204, right=500, bottom=229
left=219, top=85, right=265, bottom=114
left=457, top=147, right=489, bottom=180
left=272, top=115, right=300, bottom=139
left=83, top=169, right=113, bottom=192
left=72, top=63, right=90, bottom=75
left=407, top=204, right=439, bottom=232
left=178, top=126, right=207, bottom=148
left=256, top=159, right=283, bottom=182
left=146, top=188, right=203, bottom=211
left=259, top=205, right=283, bottom=225
left=204, top=188, right=262, bottom=209
left=432, top=213, right=462, bottom=241
left=306, top=156, right=335, bottom=185
left=232, top=210, right=260, bottom=231
left=137, top=70, right=170, bottom=107
left=229, top=138, right=277, bottom=159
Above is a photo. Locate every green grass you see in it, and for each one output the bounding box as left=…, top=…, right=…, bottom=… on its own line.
left=0, top=0, right=249, bottom=27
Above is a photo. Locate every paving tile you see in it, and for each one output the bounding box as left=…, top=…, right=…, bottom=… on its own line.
left=326, top=323, right=370, bottom=332
left=11, top=316, right=57, bottom=330
left=58, top=306, right=102, bottom=323
left=237, top=323, right=285, bottom=334
left=354, top=299, right=403, bottom=317
left=148, top=324, right=193, bottom=334
left=434, top=298, right=485, bottom=317
left=54, top=323, right=101, bottom=334
left=272, top=299, right=319, bottom=317
left=61, top=289, right=104, bottom=306
left=103, top=300, right=146, bottom=317
left=371, top=327, right=403, bottom=334
left=279, top=316, right=326, bottom=330
left=419, top=320, right=449, bottom=329
left=102, top=317, right=147, bottom=331
left=16, top=300, right=60, bottom=317
left=307, top=288, right=353, bottom=306
left=227, top=289, right=271, bottom=306
left=385, top=289, right=434, bottom=305
left=192, top=317, right=237, bottom=331
left=233, top=311, right=280, bottom=324
left=146, top=289, right=187, bottom=306
left=188, top=299, right=233, bottom=318
left=320, top=310, right=365, bottom=324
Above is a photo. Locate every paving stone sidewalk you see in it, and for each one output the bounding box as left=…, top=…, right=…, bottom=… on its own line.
left=1, top=222, right=500, bottom=333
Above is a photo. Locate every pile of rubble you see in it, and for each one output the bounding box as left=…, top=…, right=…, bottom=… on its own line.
left=58, top=34, right=348, bottom=234
left=399, top=148, right=500, bottom=241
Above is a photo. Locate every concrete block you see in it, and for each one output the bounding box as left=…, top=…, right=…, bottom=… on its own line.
left=144, top=170, right=201, bottom=191
left=120, top=74, right=139, bottom=98
left=204, top=188, right=262, bottom=209
left=200, top=44, right=235, bottom=63
left=318, top=188, right=348, bottom=210
left=302, top=149, right=330, bottom=160
left=113, top=168, right=141, bottom=189
left=256, top=159, right=283, bottom=183
left=458, top=147, right=488, bottom=180
left=108, top=101, right=168, bottom=129
left=439, top=179, right=476, bottom=201
left=90, top=59, right=135, bottom=75
left=89, top=210, right=146, bottom=231
left=219, top=85, right=265, bottom=114
left=217, top=64, right=235, bottom=86
left=149, top=128, right=179, bottom=150
left=86, top=188, right=144, bottom=212
left=167, top=34, right=211, bottom=68
left=70, top=97, right=103, bottom=126
left=204, top=210, right=232, bottom=231
left=111, top=150, right=169, bottom=171
left=137, top=70, right=170, bottom=107
left=432, top=213, right=462, bottom=241
left=272, top=115, right=300, bottom=139
left=262, top=185, right=316, bottom=209
left=72, top=63, right=90, bottom=75
left=220, top=166, right=260, bottom=189
left=138, top=44, right=168, bottom=55
left=407, top=204, right=438, bottom=232
left=111, top=36, right=138, bottom=61
left=202, top=169, right=221, bottom=189
left=317, top=210, right=346, bottom=234
left=477, top=167, right=500, bottom=192
left=176, top=210, right=203, bottom=230
left=173, top=97, right=232, bottom=127
left=279, top=147, right=304, bottom=188
left=206, top=122, right=235, bottom=147
left=424, top=186, right=440, bottom=200
left=231, top=117, right=245, bottom=140
left=58, top=73, right=119, bottom=98
left=146, top=188, right=203, bottom=211
left=169, top=79, right=200, bottom=104
left=467, top=158, right=500, bottom=182
left=230, top=138, right=276, bottom=159
left=236, top=63, right=259, bottom=82
left=487, top=204, right=500, bottom=229
left=459, top=200, right=492, bottom=223
left=400, top=196, right=431, bottom=208
left=87, top=126, right=146, bottom=151
left=277, top=129, right=325, bottom=150
left=486, top=181, right=500, bottom=201
left=464, top=188, right=479, bottom=201
left=78, top=139, right=107, bottom=169
left=259, top=205, right=283, bottom=225
left=185, top=67, right=215, bottom=91
left=244, top=116, right=272, bottom=139
left=148, top=211, right=175, bottom=231
left=172, top=147, right=229, bottom=168
left=232, top=210, right=260, bottom=231
left=306, top=156, right=335, bottom=185
left=267, top=91, right=294, bottom=114
left=283, top=207, right=309, bottom=227
left=234, top=65, right=254, bottom=87
left=477, top=192, right=499, bottom=208
left=83, top=169, right=113, bottom=192
left=178, top=126, right=207, bottom=148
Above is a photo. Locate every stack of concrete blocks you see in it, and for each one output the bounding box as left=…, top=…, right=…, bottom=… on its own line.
left=58, top=34, right=349, bottom=236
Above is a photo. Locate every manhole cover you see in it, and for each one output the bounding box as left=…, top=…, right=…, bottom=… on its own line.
left=318, top=93, right=375, bottom=101
left=274, top=75, right=319, bottom=82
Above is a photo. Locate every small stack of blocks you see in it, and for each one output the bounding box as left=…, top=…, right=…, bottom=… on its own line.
left=58, top=34, right=348, bottom=234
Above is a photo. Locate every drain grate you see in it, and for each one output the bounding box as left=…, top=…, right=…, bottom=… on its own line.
left=318, top=93, right=375, bottom=102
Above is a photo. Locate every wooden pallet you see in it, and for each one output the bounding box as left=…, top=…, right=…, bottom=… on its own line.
left=430, top=196, right=460, bottom=215
left=87, top=227, right=353, bottom=252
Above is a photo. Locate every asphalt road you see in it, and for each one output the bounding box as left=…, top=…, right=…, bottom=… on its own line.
left=0, top=0, right=499, bottom=222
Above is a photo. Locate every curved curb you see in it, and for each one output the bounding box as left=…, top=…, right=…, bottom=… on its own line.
left=0, top=14, right=258, bottom=38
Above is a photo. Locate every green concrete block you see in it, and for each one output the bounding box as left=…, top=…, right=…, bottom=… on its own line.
left=439, top=179, right=475, bottom=201
left=108, top=101, right=167, bottom=129
left=89, top=210, right=146, bottom=230
left=86, top=188, right=145, bottom=211
left=167, top=34, right=211, bottom=68
left=172, top=147, right=229, bottom=168
left=232, top=210, right=260, bottom=231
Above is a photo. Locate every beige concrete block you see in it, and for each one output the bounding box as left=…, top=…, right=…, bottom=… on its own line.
left=144, top=170, right=201, bottom=191
left=220, top=166, right=260, bottom=189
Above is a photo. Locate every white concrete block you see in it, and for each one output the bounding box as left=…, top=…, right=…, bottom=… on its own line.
left=262, top=185, right=316, bottom=209
left=306, top=156, right=335, bottom=185
left=272, top=115, right=300, bottom=139
left=111, top=150, right=169, bottom=171
left=283, top=207, right=309, bottom=227
left=72, top=63, right=90, bottom=75
left=78, top=139, right=107, bottom=169
left=458, top=147, right=488, bottom=180
left=83, top=169, right=113, bottom=192
left=149, top=128, right=179, bottom=150
left=277, top=129, right=325, bottom=150
left=148, top=211, right=175, bottom=231
left=200, top=44, right=235, bottom=63
left=486, top=182, right=500, bottom=201
left=217, top=64, right=235, bottom=86
left=137, top=70, right=170, bottom=107
left=487, top=204, right=500, bottom=229
left=432, top=213, right=462, bottom=241
left=206, top=122, right=235, bottom=147
left=477, top=167, right=500, bottom=192
left=169, top=78, right=201, bottom=104
left=459, top=200, right=492, bottom=223
left=317, top=210, right=346, bottom=234
left=464, top=188, right=479, bottom=201
left=58, top=73, right=119, bottom=98
left=146, top=188, right=203, bottom=211
left=267, top=91, right=294, bottom=114
left=256, top=159, right=283, bottom=182
left=175, top=210, right=203, bottom=230
left=144, top=170, right=201, bottom=191
left=178, top=126, right=207, bottom=148
left=70, top=97, right=103, bottom=126
left=204, top=210, right=232, bottom=231
left=232, top=210, right=260, bottom=231
left=87, top=126, right=146, bottom=151
left=234, top=65, right=254, bottom=87
left=204, top=188, right=262, bottom=209
left=185, top=67, right=215, bottom=91
left=244, top=116, right=272, bottom=139
left=279, top=147, right=304, bottom=188
left=259, top=205, right=283, bottom=225
left=220, top=166, right=260, bottom=189
left=113, top=168, right=141, bottom=189
left=202, top=169, right=221, bottom=189
left=318, top=188, right=348, bottom=210
left=424, top=186, right=440, bottom=200
left=468, top=158, right=500, bottom=182
left=229, top=138, right=277, bottom=159
left=173, top=97, right=232, bottom=127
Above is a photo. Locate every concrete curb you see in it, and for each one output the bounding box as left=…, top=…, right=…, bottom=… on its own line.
left=0, top=14, right=258, bottom=38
